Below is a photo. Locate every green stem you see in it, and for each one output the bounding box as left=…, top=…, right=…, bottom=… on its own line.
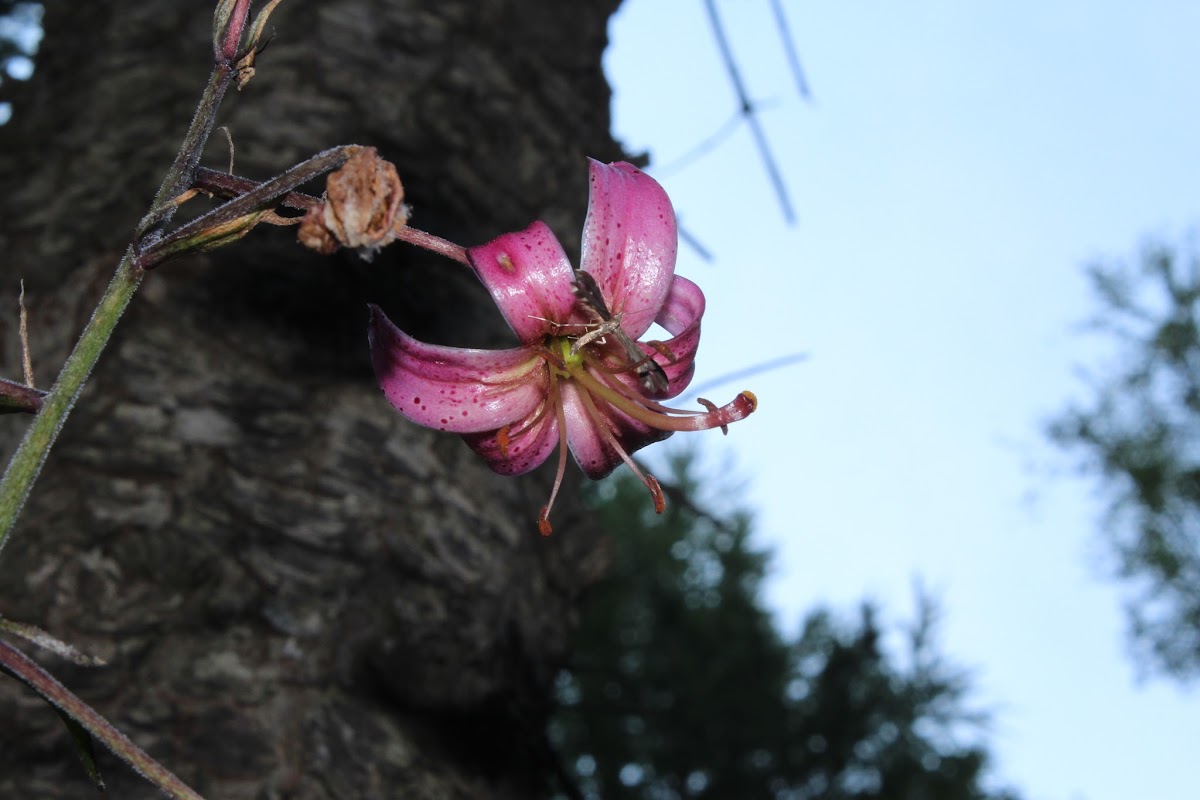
left=0, top=35, right=241, bottom=555
left=0, top=638, right=203, bottom=800
left=0, top=255, right=141, bottom=550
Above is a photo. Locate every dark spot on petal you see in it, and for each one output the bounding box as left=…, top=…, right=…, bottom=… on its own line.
left=413, top=397, right=421, bottom=404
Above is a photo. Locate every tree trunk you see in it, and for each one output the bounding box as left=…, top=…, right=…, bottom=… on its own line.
left=0, top=2, right=622, bottom=797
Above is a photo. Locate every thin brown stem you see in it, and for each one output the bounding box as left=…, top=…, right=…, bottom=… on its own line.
left=137, top=50, right=241, bottom=239
left=18, top=279, right=33, bottom=386
left=137, top=146, right=364, bottom=268
left=192, top=166, right=323, bottom=212
left=0, top=639, right=203, bottom=800
left=0, top=377, right=46, bottom=415
left=393, top=226, right=469, bottom=265
left=188, top=166, right=471, bottom=266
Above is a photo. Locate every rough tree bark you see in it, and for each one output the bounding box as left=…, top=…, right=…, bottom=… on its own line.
left=0, top=2, right=625, bottom=797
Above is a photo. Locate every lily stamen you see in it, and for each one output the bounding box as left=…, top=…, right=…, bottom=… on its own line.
left=571, top=365, right=755, bottom=434
left=575, top=382, right=666, bottom=512
left=539, top=375, right=571, bottom=536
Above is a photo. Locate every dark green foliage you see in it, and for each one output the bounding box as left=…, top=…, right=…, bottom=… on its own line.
left=552, top=452, right=1018, bottom=800
left=1049, top=240, right=1200, bottom=679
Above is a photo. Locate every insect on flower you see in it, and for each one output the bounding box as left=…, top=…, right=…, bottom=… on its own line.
left=569, top=269, right=672, bottom=395
left=369, top=160, right=756, bottom=534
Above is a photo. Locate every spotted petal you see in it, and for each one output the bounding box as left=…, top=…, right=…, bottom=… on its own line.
left=467, top=221, right=578, bottom=344
left=461, top=393, right=562, bottom=476
left=606, top=275, right=705, bottom=400
left=369, top=306, right=546, bottom=434
left=580, top=160, right=678, bottom=339
left=561, top=381, right=672, bottom=479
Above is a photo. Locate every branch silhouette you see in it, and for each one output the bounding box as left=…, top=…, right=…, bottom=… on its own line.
left=702, top=0, right=795, bottom=224
left=770, top=0, right=812, bottom=100
left=682, top=351, right=809, bottom=402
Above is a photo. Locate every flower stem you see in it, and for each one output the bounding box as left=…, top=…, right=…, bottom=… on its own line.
left=0, top=638, right=203, bottom=800
left=0, top=7, right=248, bottom=555
left=393, top=226, right=470, bottom=265
left=192, top=166, right=324, bottom=212
left=189, top=166, right=471, bottom=266
left=0, top=255, right=141, bottom=550
left=0, top=378, right=45, bottom=415
left=137, top=146, right=362, bottom=269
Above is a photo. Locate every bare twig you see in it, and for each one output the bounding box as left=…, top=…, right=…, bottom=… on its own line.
left=190, top=167, right=471, bottom=266
left=678, top=222, right=714, bottom=263
left=392, top=226, right=470, bottom=265
left=0, top=377, right=46, bottom=415
left=192, top=166, right=322, bottom=211
left=0, top=617, right=105, bottom=666
left=653, top=110, right=743, bottom=178
left=137, top=145, right=363, bottom=268
left=702, top=0, right=795, bottom=224
left=680, top=351, right=808, bottom=402
left=0, top=639, right=202, bottom=800
left=138, top=0, right=253, bottom=242
left=769, top=0, right=813, bottom=100
left=218, top=125, right=236, bottom=174
left=18, top=279, right=32, bottom=386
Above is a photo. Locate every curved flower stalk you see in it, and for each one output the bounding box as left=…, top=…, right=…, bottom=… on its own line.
left=370, top=160, right=756, bottom=534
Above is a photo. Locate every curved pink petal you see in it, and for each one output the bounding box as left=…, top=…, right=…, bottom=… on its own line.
left=600, top=275, right=705, bottom=400
left=461, top=405, right=561, bottom=476
left=561, top=381, right=673, bottom=479
left=369, top=306, right=547, bottom=433
left=647, top=274, right=704, bottom=397
left=467, top=221, right=578, bottom=344
left=580, top=160, right=678, bottom=340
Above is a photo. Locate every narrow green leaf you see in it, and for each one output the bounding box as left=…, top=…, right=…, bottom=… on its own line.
left=54, top=707, right=106, bottom=791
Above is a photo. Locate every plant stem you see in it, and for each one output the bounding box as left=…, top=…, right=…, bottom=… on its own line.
left=394, top=226, right=470, bottom=266
left=0, top=255, right=141, bottom=548
left=138, top=3, right=248, bottom=242
left=193, top=166, right=324, bottom=211
left=138, top=146, right=362, bottom=268
left=0, top=378, right=45, bottom=415
left=184, top=163, right=471, bottom=266
left=0, top=19, right=244, bottom=554
left=0, top=638, right=203, bottom=800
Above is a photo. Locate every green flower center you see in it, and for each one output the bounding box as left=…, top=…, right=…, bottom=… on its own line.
left=555, top=336, right=586, bottom=372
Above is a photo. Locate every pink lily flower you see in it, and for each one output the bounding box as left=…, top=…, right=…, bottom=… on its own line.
left=369, top=160, right=756, bottom=534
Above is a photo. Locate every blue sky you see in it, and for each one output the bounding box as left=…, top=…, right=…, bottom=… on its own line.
left=606, top=2, right=1200, bottom=798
